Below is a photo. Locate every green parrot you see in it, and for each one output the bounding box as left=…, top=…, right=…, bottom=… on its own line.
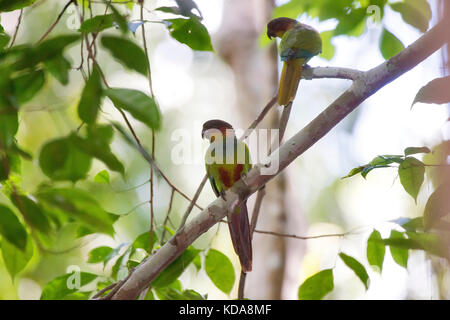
left=267, top=17, right=322, bottom=106
left=202, top=120, right=252, bottom=272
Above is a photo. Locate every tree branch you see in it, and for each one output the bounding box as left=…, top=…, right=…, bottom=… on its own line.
left=105, top=18, right=450, bottom=299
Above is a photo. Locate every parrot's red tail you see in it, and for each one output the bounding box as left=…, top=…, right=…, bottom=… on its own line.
left=278, top=59, right=304, bottom=106
left=228, top=201, right=252, bottom=273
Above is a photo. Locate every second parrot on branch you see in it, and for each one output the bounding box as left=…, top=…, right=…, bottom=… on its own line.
left=267, top=17, right=322, bottom=106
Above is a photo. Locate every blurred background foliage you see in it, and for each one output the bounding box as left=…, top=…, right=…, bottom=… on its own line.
left=0, top=0, right=449, bottom=300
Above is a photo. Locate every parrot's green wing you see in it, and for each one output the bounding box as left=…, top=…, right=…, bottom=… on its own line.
left=280, top=23, right=322, bottom=62
left=206, top=163, right=221, bottom=197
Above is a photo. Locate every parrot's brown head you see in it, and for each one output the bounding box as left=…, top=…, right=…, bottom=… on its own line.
left=202, top=120, right=234, bottom=142
left=267, top=17, right=298, bottom=39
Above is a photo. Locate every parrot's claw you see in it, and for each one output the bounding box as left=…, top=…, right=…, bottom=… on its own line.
left=219, top=190, right=227, bottom=202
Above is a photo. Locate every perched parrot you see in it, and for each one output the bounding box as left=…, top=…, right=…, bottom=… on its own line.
left=267, top=17, right=322, bottom=106
left=202, top=120, right=252, bottom=272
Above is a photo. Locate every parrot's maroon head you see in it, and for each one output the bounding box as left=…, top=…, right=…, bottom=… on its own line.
left=267, top=17, right=298, bottom=39
left=202, top=119, right=234, bottom=142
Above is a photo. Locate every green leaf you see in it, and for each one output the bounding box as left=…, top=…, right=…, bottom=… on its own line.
left=12, top=69, right=46, bottom=105
left=106, top=88, right=161, bottom=130
left=0, top=204, right=27, bottom=250
left=361, top=164, right=389, bottom=178
left=101, top=35, right=148, bottom=76
left=0, top=153, right=20, bottom=182
left=319, top=31, right=335, bottom=61
left=155, top=287, right=205, bottom=300
left=39, top=136, right=92, bottom=182
left=72, top=125, right=124, bottom=174
left=36, top=187, right=117, bottom=236
left=193, top=254, right=201, bottom=271
left=165, top=17, right=213, bottom=51
left=342, top=166, right=364, bottom=179
left=10, top=194, right=51, bottom=233
left=152, top=246, right=200, bottom=288
left=144, top=289, right=155, bottom=300
left=370, top=155, right=404, bottom=166
left=367, top=230, right=385, bottom=273
left=339, top=252, right=369, bottom=290
left=15, top=35, right=81, bottom=70
left=0, top=0, right=36, bottom=12
left=398, top=157, right=425, bottom=202
left=404, top=146, right=432, bottom=156
left=1, top=236, right=34, bottom=279
left=390, top=0, right=431, bottom=33
left=88, top=246, right=114, bottom=264
left=94, top=170, right=110, bottom=183
left=298, top=269, right=334, bottom=300
left=272, top=0, right=304, bottom=20
left=44, top=55, right=71, bottom=85
left=40, top=271, right=97, bottom=300
left=104, top=243, right=127, bottom=266
left=391, top=216, right=423, bottom=232
left=79, top=14, right=115, bottom=33
left=412, top=76, right=450, bottom=107
left=388, top=230, right=409, bottom=268
left=132, top=231, right=157, bottom=254
left=0, top=104, right=18, bottom=149
left=333, top=8, right=366, bottom=36
left=155, top=6, right=180, bottom=15
left=111, top=250, right=129, bottom=280
left=205, top=249, right=235, bottom=294
left=383, top=231, right=445, bottom=257
left=0, top=24, right=10, bottom=49
left=110, top=4, right=129, bottom=33
left=77, top=65, right=103, bottom=124
left=379, top=28, right=404, bottom=60
left=423, top=183, right=450, bottom=230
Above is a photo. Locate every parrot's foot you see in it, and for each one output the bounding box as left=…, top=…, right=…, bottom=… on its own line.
left=219, top=190, right=227, bottom=202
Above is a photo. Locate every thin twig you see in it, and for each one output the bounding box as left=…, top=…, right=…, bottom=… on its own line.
left=8, top=9, right=24, bottom=49
left=253, top=229, right=350, bottom=240
left=161, top=188, right=176, bottom=242
left=178, top=174, right=208, bottom=230
left=240, top=95, right=278, bottom=141
left=37, top=0, right=74, bottom=43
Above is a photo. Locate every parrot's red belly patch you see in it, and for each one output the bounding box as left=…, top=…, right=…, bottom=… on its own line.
left=218, top=168, right=232, bottom=188
left=234, top=164, right=244, bottom=182
left=218, top=164, right=244, bottom=189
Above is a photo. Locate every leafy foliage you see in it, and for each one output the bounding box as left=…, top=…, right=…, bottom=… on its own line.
left=152, top=246, right=200, bottom=288
left=343, top=148, right=431, bottom=202
left=205, top=249, right=235, bottom=294
left=298, top=269, right=334, bottom=300
left=380, top=28, right=404, bottom=60
left=367, top=229, right=385, bottom=273
left=40, top=271, right=97, bottom=300
left=0, top=204, right=28, bottom=250
left=165, top=17, right=213, bottom=51
left=339, top=252, right=369, bottom=290
left=106, top=88, right=161, bottom=130
left=101, top=36, right=149, bottom=76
